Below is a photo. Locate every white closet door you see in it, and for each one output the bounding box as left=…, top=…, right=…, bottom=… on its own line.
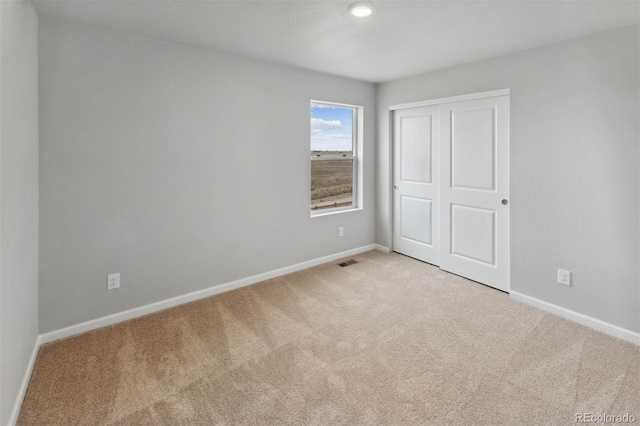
left=392, top=106, right=440, bottom=265
left=439, top=95, right=510, bottom=292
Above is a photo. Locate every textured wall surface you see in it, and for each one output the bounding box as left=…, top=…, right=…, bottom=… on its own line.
left=39, top=18, right=376, bottom=333
left=0, top=0, right=39, bottom=423
left=377, top=26, right=640, bottom=332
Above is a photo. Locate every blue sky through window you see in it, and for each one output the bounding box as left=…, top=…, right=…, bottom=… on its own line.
left=310, top=103, right=353, bottom=152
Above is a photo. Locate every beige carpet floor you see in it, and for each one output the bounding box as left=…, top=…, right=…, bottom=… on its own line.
left=18, top=250, right=639, bottom=425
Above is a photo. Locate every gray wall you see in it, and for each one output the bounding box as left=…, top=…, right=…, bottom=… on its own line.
left=0, top=0, right=39, bottom=423
left=39, top=18, right=376, bottom=333
left=377, top=26, right=640, bottom=333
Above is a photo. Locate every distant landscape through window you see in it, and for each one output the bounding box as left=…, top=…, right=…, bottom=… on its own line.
left=310, top=102, right=355, bottom=213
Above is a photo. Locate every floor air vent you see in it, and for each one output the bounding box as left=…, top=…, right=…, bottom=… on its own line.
left=338, top=259, right=358, bottom=267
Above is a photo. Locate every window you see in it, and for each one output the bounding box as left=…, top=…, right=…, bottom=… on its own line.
left=310, top=101, right=362, bottom=215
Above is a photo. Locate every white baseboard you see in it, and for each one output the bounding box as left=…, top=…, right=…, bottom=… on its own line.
left=510, top=291, right=640, bottom=346
left=40, top=244, right=385, bottom=345
left=374, top=244, right=391, bottom=253
left=8, top=335, right=42, bottom=426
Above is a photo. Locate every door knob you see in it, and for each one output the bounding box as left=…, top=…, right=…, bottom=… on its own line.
left=393, top=185, right=398, bottom=190
left=501, top=199, right=508, bottom=205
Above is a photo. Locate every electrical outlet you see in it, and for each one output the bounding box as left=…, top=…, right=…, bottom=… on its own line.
left=557, top=269, right=570, bottom=286
left=108, top=273, right=120, bottom=290
left=338, top=226, right=344, bottom=237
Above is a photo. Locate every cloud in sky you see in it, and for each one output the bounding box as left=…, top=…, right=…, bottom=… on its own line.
left=311, top=104, right=353, bottom=152
left=311, top=118, right=342, bottom=134
left=312, top=133, right=352, bottom=140
left=311, top=135, right=352, bottom=151
left=310, top=103, right=338, bottom=109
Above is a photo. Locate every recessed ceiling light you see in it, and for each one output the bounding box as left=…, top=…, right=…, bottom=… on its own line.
left=348, top=1, right=375, bottom=17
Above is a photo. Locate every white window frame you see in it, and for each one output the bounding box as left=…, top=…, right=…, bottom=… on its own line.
left=310, top=100, right=364, bottom=217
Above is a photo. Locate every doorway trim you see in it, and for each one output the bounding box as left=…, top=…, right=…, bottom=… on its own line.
left=389, top=88, right=510, bottom=111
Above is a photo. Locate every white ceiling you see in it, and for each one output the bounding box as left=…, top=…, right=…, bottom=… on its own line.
left=32, top=0, right=639, bottom=83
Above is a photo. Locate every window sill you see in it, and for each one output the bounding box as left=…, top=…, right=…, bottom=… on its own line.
left=310, top=207, right=362, bottom=218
